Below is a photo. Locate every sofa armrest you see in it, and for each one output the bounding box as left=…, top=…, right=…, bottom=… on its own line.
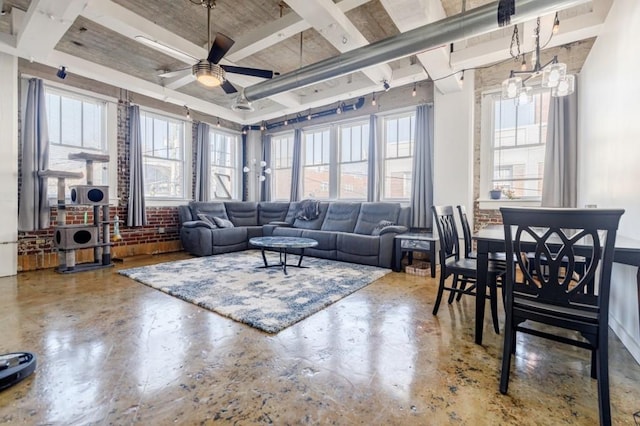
left=269, top=221, right=292, bottom=227
left=377, top=225, right=408, bottom=236
left=182, top=220, right=216, bottom=229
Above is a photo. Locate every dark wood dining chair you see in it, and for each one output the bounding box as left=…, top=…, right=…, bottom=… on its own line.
left=499, top=207, right=624, bottom=426
left=431, top=205, right=503, bottom=334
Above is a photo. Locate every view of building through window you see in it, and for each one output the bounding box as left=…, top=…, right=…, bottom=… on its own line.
left=303, top=128, right=331, bottom=199
left=210, top=129, right=239, bottom=199
left=490, top=90, right=550, bottom=198
left=382, top=112, right=415, bottom=200
left=45, top=87, right=107, bottom=197
left=271, top=133, right=294, bottom=201
left=338, top=121, right=369, bottom=199
left=140, top=110, right=185, bottom=198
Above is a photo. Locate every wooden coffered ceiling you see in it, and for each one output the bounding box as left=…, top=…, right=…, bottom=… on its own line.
left=0, top=0, right=612, bottom=124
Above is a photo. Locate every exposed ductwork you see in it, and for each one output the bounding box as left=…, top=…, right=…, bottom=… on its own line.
left=243, top=0, right=588, bottom=103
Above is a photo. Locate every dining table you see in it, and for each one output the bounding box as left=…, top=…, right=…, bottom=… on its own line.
left=473, top=225, right=640, bottom=345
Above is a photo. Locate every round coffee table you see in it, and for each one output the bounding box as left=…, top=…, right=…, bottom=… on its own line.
left=249, top=236, right=318, bottom=275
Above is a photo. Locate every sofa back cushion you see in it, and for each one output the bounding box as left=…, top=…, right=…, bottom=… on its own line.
left=353, top=202, right=401, bottom=235
left=258, top=202, right=290, bottom=225
left=320, top=202, right=361, bottom=233
left=292, top=202, right=329, bottom=230
left=284, top=202, right=300, bottom=224
left=190, top=201, right=228, bottom=220
left=224, top=202, right=258, bottom=226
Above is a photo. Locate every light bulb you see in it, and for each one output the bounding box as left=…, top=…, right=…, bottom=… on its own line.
left=260, top=160, right=267, bottom=167
left=243, top=166, right=250, bottom=173
left=412, top=84, right=417, bottom=97
left=264, top=168, right=272, bottom=175
left=284, top=119, right=288, bottom=125
left=259, top=175, right=266, bottom=182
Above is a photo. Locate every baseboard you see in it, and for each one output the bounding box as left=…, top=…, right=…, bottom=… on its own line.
left=609, top=314, right=640, bottom=365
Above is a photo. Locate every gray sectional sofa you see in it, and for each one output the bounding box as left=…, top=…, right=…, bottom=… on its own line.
left=178, top=201, right=410, bottom=268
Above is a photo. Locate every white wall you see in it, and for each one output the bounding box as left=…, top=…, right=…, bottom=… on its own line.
left=0, top=53, right=18, bottom=277
left=579, top=0, right=640, bottom=363
left=433, top=70, right=475, bottom=229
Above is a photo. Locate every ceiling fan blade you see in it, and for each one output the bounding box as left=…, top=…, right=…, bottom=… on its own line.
left=220, top=65, right=278, bottom=79
left=220, top=80, right=238, bottom=94
left=159, top=68, right=190, bottom=78
left=207, top=33, right=235, bottom=64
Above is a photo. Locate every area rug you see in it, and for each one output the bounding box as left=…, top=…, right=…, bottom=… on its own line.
left=118, top=250, right=390, bottom=333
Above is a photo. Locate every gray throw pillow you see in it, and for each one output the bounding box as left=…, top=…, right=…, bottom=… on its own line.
left=213, top=217, right=235, bottom=228
left=197, top=213, right=218, bottom=227
left=296, top=199, right=320, bottom=221
left=372, top=220, right=395, bottom=236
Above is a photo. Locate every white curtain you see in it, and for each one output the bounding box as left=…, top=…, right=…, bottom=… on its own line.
left=195, top=122, right=211, bottom=201
left=18, top=78, right=50, bottom=231
left=127, top=105, right=147, bottom=226
left=541, top=84, right=578, bottom=207
left=410, top=104, right=434, bottom=229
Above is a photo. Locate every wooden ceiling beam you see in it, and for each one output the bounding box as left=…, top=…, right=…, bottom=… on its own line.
left=284, top=0, right=392, bottom=85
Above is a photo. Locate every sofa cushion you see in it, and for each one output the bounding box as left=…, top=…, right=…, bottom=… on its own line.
left=224, top=202, right=258, bottom=226
left=320, top=202, right=361, bottom=233
left=197, top=213, right=218, bottom=227
left=213, top=217, right=234, bottom=228
left=258, top=202, right=290, bottom=225
left=190, top=201, right=228, bottom=220
left=353, top=202, right=401, bottom=235
left=284, top=202, right=300, bottom=224
left=337, top=233, right=380, bottom=256
left=293, top=202, right=329, bottom=230
left=211, top=227, right=247, bottom=246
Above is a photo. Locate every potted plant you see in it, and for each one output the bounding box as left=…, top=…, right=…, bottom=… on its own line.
left=489, top=187, right=502, bottom=200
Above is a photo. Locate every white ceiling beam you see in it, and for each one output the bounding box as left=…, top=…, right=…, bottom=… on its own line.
left=16, top=0, right=88, bottom=62
left=450, top=4, right=610, bottom=71
left=225, top=0, right=371, bottom=63
left=379, top=0, right=462, bottom=94
left=284, top=0, right=392, bottom=85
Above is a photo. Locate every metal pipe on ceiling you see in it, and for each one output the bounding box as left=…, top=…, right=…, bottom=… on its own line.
left=243, top=0, right=587, bottom=103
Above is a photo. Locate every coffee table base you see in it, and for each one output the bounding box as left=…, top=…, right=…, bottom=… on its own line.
left=258, top=247, right=308, bottom=275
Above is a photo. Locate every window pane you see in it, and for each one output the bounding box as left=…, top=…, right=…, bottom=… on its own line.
left=382, top=113, right=414, bottom=200
left=44, top=88, right=108, bottom=197
left=144, top=159, right=183, bottom=198
left=383, top=158, right=412, bottom=199
left=209, top=129, right=238, bottom=199
left=303, top=165, right=329, bottom=199
left=271, top=133, right=294, bottom=200
left=167, top=122, right=182, bottom=160
left=339, top=161, right=367, bottom=199
left=153, top=119, right=168, bottom=158
left=60, top=97, right=82, bottom=146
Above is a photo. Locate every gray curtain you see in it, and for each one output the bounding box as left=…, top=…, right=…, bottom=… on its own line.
left=290, top=128, right=302, bottom=201
left=19, top=78, right=50, bottom=231
left=195, top=122, right=211, bottom=201
left=261, top=133, right=272, bottom=202
left=367, top=114, right=379, bottom=202
left=541, top=85, right=578, bottom=207
left=410, top=104, right=434, bottom=229
left=127, top=105, right=147, bottom=226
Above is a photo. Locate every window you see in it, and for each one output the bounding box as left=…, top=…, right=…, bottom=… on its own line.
left=271, top=132, right=294, bottom=201
left=45, top=87, right=110, bottom=197
left=338, top=121, right=369, bottom=199
left=483, top=90, right=550, bottom=199
left=209, top=129, right=240, bottom=199
left=140, top=110, right=186, bottom=199
left=382, top=112, right=415, bottom=200
left=302, top=128, right=331, bottom=199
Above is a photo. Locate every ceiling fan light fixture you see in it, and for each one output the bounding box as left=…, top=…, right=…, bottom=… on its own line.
left=193, top=61, right=225, bottom=87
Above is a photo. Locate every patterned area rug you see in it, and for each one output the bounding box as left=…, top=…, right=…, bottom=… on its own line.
left=119, top=250, right=390, bottom=333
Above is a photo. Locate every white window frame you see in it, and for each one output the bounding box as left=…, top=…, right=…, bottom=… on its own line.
left=379, top=109, right=416, bottom=202
left=479, top=89, right=548, bottom=209
left=209, top=127, right=241, bottom=200
left=33, top=80, right=118, bottom=204
left=139, top=107, right=192, bottom=206
left=270, top=130, right=295, bottom=201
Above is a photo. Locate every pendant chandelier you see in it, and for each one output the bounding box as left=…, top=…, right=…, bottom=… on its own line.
left=501, top=16, right=574, bottom=104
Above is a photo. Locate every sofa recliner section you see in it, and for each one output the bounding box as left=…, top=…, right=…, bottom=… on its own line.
left=179, top=201, right=409, bottom=268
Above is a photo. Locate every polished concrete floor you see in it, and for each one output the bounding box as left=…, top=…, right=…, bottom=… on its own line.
left=1, top=252, right=639, bottom=425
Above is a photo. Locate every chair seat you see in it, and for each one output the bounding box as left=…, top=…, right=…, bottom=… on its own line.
left=468, top=251, right=509, bottom=261
left=445, top=257, right=505, bottom=277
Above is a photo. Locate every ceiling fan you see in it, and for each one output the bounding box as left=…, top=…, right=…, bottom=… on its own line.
left=153, top=0, right=278, bottom=94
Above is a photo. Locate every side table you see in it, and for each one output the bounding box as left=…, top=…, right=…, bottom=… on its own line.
left=393, top=232, right=438, bottom=277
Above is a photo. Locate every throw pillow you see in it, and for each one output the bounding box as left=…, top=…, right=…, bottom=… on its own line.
left=296, top=199, right=320, bottom=220
left=212, top=217, right=235, bottom=228
left=371, top=220, right=395, bottom=236
left=197, top=213, right=218, bottom=227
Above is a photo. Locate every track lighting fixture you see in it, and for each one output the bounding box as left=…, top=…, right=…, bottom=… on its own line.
left=184, top=105, right=190, bottom=119
left=242, top=128, right=247, bottom=135
left=56, top=66, right=67, bottom=79
left=307, top=109, right=312, bottom=120
left=216, top=118, right=221, bottom=127
left=412, top=83, right=417, bottom=97
left=284, top=116, right=288, bottom=126
left=552, top=13, right=560, bottom=34
left=336, top=102, right=342, bottom=115
left=383, top=81, right=390, bottom=92
left=260, top=122, right=265, bottom=131
left=371, top=92, right=376, bottom=106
